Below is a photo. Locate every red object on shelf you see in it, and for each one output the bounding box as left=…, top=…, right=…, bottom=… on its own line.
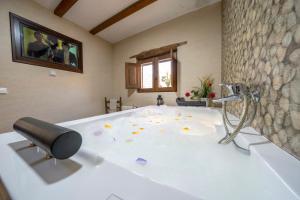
left=185, top=92, right=191, bottom=97
left=208, top=92, right=216, bottom=99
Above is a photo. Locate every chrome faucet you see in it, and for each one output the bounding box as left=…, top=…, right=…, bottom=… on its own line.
left=213, top=83, right=251, bottom=103
left=213, top=83, right=260, bottom=152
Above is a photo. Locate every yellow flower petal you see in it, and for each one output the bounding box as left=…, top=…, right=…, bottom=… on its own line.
left=132, top=131, right=140, bottom=135
left=182, top=127, right=190, bottom=132
left=139, top=128, right=144, bottom=131
left=104, top=123, right=112, bottom=129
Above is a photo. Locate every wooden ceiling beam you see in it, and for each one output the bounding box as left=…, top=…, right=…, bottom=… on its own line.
left=90, top=0, right=157, bottom=35
left=54, top=0, right=78, bottom=17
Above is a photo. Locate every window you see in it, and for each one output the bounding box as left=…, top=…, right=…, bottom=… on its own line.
left=141, top=62, right=153, bottom=89
left=158, top=59, right=172, bottom=88
left=138, top=53, right=177, bottom=93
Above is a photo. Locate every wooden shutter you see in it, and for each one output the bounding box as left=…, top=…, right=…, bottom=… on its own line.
left=171, top=57, right=178, bottom=92
left=125, top=62, right=140, bottom=89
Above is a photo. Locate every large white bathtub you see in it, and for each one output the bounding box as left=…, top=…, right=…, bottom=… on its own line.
left=0, top=106, right=299, bottom=200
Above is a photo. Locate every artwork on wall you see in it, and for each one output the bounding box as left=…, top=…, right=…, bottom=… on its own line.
left=9, top=12, right=83, bottom=73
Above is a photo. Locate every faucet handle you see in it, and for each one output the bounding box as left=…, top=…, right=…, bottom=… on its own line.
left=219, top=83, right=236, bottom=95
left=249, top=86, right=261, bottom=102
left=219, top=83, right=237, bottom=89
left=220, top=83, right=249, bottom=96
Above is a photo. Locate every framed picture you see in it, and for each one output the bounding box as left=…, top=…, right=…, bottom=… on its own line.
left=9, top=12, right=83, bottom=73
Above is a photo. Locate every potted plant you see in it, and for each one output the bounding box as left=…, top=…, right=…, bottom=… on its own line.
left=189, top=76, right=216, bottom=106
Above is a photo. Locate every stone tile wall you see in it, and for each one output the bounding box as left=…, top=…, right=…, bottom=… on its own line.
left=222, top=0, right=300, bottom=158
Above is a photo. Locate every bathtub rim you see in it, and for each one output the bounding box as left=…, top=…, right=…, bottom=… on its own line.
left=1, top=105, right=299, bottom=199
left=58, top=105, right=300, bottom=199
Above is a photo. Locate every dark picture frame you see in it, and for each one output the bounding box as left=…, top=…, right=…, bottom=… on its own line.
left=9, top=12, right=83, bottom=73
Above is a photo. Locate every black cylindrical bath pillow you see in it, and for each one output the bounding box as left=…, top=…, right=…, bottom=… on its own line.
left=13, top=117, right=82, bottom=160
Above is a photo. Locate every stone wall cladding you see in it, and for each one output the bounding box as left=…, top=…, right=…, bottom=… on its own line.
left=222, top=0, right=300, bottom=158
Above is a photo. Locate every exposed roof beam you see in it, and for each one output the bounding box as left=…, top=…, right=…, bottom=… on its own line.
left=54, top=0, right=78, bottom=17
left=90, top=0, right=157, bottom=35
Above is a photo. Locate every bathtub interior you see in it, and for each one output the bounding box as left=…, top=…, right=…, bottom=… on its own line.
left=68, top=106, right=297, bottom=200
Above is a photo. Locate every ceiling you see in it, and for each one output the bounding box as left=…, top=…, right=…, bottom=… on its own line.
left=33, top=0, right=220, bottom=43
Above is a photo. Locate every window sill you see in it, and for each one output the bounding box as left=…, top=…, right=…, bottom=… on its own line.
left=137, top=87, right=177, bottom=93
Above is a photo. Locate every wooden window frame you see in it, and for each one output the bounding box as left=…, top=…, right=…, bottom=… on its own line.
left=138, top=53, right=177, bottom=93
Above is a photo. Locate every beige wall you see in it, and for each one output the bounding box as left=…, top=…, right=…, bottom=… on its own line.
left=0, top=0, right=221, bottom=133
left=0, top=0, right=113, bottom=133
left=112, top=2, right=221, bottom=107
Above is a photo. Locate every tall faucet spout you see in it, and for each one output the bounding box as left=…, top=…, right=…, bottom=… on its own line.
left=215, top=82, right=261, bottom=152
left=213, top=95, right=241, bottom=103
